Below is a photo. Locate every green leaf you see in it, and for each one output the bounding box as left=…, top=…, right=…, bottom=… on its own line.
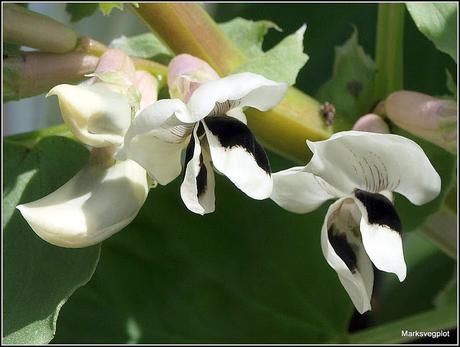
left=233, top=25, right=309, bottom=85
left=3, top=137, right=101, bottom=344
left=219, top=17, right=281, bottom=58
left=392, top=126, right=456, bottom=232
left=316, top=29, right=377, bottom=131
left=99, top=3, right=124, bottom=16
left=406, top=3, right=457, bottom=63
left=53, top=152, right=354, bottom=343
left=109, top=33, right=174, bottom=64
left=446, top=69, right=457, bottom=97
left=65, top=3, right=98, bottom=22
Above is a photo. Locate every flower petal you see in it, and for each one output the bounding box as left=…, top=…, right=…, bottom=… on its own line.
left=226, top=107, right=247, bottom=125
left=48, top=83, right=132, bottom=147
left=116, top=99, right=192, bottom=185
left=203, top=116, right=272, bottom=199
left=321, top=197, right=374, bottom=314
left=271, top=167, right=335, bottom=213
left=353, top=189, right=407, bottom=282
left=180, top=125, right=215, bottom=214
left=17, top=159, right=148, bottom=248
left=305, top=131, right=441, bottom=205
left=187, top=72, right=288, bottom=122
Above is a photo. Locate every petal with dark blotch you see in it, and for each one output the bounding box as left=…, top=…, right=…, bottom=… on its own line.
left=203, top=116, right=272, bottom=200
left=321, top=197, right=374, bottom=314
left=352, top=189, right=406, bottom=282
left=180, top=125, right=215, bottom=215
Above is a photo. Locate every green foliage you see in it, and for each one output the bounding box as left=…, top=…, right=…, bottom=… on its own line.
left=219, top=18, right=281, bottom=58
left=109, top=33, right=174, bottom=64
left=316, top=29, right=376, bottom=131
left=227, top=21, right=309, bottom=85
left=65, top=3, right=98, bottom=22
left=406, top=3, right=457, bottom=63
left=2, top=138, right=101, bottom=344
left=52, top=153, right=354, bottom=343
left=99, top=3, right=125, bottom=16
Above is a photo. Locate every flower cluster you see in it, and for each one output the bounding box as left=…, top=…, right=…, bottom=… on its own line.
left=18, top=51, right=442, bottom=314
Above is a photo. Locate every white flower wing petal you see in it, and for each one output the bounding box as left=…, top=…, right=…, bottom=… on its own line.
left=305, top=131, right=441, bottom=205
left=180, top=126, right=215, bottom=214
left=271, top=167, right=335, bottom=213
left=203, top=116, right=272, bottom=200
left=17, top=159, right=148, bottom=248
left=187, top=72, right=287, bottom=121
left=321, top=198, right=374, bottom=314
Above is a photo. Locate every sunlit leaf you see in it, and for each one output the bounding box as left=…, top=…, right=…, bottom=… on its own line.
left=65, top=3, right=98, bottom=22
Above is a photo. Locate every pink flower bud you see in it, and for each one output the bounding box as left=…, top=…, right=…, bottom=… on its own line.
left=134, top=70, right=158, bottom=110
left=167, top=53, right=219, bottom=102
left=385, top=91, right=457, bottom=154
left=352, top=114, right=390, bottom=134
left=95, top=48, right=136, bottom=82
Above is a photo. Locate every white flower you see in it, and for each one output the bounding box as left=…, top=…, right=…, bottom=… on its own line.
left=117, top=55, right=288, bottom=215
left=17, top=49, right=158, bottom=248
left=270, top=130, right=441, bottom=313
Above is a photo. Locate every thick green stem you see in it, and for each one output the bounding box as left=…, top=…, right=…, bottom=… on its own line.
left=348, top=305, right=456, bottom=343
left=132, top=3, right=331, bottom=162
left=3, top=4, right=78, bottom=53
left=374, top=3, right=405, bottom=101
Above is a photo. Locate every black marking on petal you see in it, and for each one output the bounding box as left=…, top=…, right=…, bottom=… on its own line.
left=184, top=136, right=195, bottom=168
left=196, top=154, right=208, bottom=197
left=196, top=121, right=205, bottom=137
left=328, top=225, right=358, bottom=273
left=354, top=189, right=402, bottom=233
left=204, top=115, right=271, bottom=174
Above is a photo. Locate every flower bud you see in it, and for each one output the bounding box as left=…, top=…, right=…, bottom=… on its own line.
left=352, top=114, right=390, bottom=134
left=385, top=91, right=457, bottom=154
left=134, top=70, right=158, bottom=110
left=168, top=54, right=219, bottom=102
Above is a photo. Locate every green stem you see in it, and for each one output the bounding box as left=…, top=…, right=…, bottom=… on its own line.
left=374, top=3, right=405, bottom=101
left=348, top=305, right=456, bottom=343
left=5, top=123, right=73, bottom=148
left=3, top=4, right=77, bottom=53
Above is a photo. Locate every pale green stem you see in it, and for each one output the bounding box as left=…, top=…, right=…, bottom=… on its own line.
left=3, top=4, right=78, bottom=53
left=374, top=3, right=405, bottom=101
left=5, top=124, right=74, bottom=148
left=348, top=305, right=456, bottom=344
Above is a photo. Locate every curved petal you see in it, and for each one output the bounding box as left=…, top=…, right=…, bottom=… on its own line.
left=187, top=72, right=288, bottom=122
left=352, top=189, right=407, bottom=282
left=271, top=167, right=336, bottom=213
left=321, top=198, right=374, bottom=314
left=48, top=83, right=132, bottom=147
left=203, top=116, right=272, bottom=200
left=305, top=131, right=441, bottom=205
left=133, top=70, right=159, bottom=110
left=17, top=159, right=148, bottom=248
left=226, top=108, right=247, bottom=125
left=180, top=126, right=215, bottom=214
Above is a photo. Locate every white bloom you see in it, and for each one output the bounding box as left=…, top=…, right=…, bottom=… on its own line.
left=271, top=131, right=441, bottom=313
left=117, top=68, right=288, bottom=215
left=17, top=49, right=158, bottom=248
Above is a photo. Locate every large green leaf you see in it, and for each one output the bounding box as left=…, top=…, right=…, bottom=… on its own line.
left=53, top=153, right=354, bottom=343
left=406, top=3, right=457, bottom=63
left=316, top=29, right=376, bottom=131
left=3, top=137, right=101, bottom=344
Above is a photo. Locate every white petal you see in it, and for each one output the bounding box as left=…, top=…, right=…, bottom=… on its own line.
left=17, top=159, right=148, bottom=248
left=180, top=126, right=215, bottom=215
left=48, top=83, right=132, bottom=147
left=187, top=72, right=288, bottom=122
left=352, top=189, right=407, bottom=281
left=226, top=108, right=247, bottom=125
left=203, top=116, right=272, bottom=199
left=305, top=130, right=441, bottom=205
left=321, top=198, right=374, bottom=314
left=116, top=99, right=192, bottom=185
left=271, top=167, right=335, bottom=213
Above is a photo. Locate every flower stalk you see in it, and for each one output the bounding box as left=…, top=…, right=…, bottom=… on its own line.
left=132, top=3, right=332, bottom=162
left=3, top=4, right=78, bottom=53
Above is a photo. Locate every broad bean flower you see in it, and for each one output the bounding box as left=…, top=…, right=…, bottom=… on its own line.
left=117, top=54, right=288, bottom=215
left=271, top=131, right=441, bottom=313
left=17, top=49, right=158, bottom=248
